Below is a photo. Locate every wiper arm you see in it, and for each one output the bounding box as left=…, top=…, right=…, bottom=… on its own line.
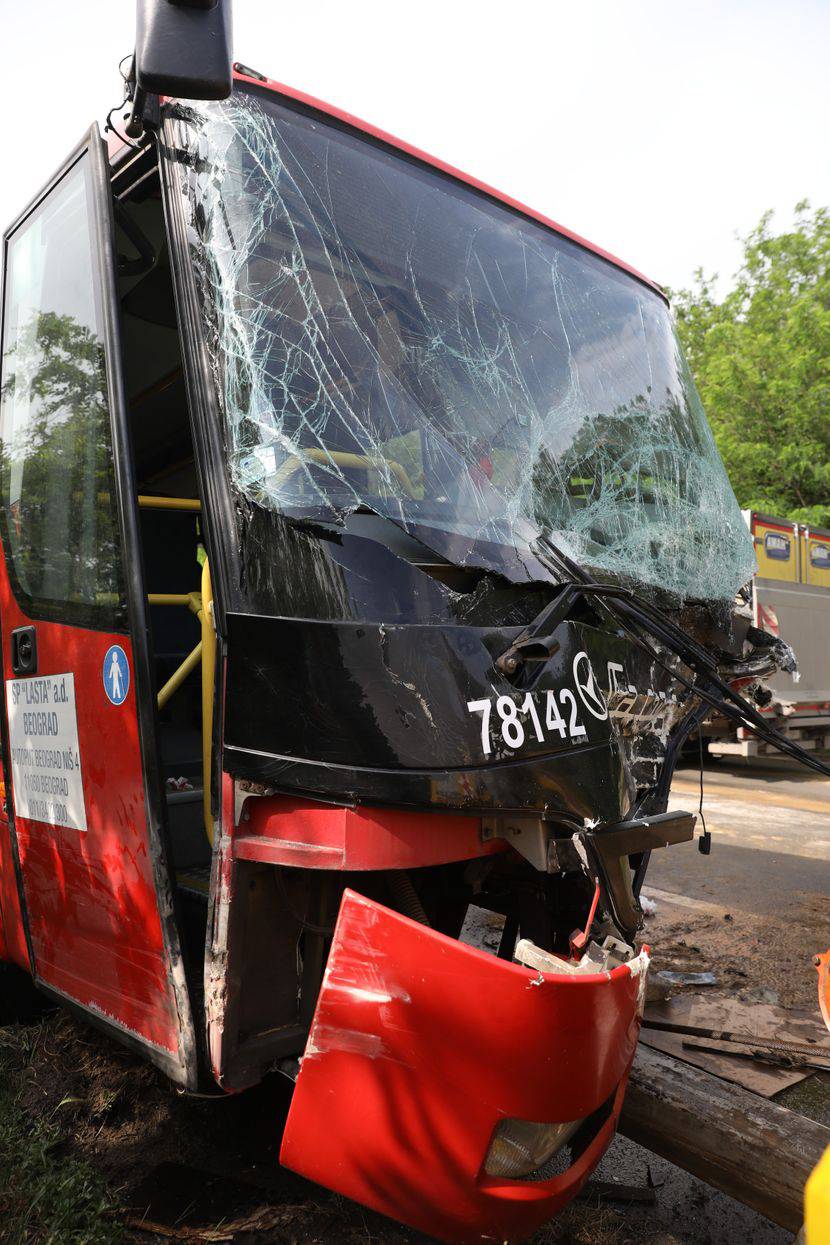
left=503, top=532, right=830, bottom=780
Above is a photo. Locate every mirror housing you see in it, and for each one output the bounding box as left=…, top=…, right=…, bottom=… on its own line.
left=135, top=0, right=233, bottom=100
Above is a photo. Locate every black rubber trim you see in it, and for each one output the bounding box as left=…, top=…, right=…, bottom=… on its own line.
left=582, top=810, right=696, bottom=940
left=156, top=114, right=241, bottom=631
left=88, top=127, right=199, bottom=1089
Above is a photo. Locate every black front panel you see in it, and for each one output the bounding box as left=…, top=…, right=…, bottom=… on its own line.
left=224, top=609, right=689, bottom=818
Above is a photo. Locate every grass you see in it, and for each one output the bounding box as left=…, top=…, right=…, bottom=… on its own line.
left=0, top=1025, right=124, bottom=1245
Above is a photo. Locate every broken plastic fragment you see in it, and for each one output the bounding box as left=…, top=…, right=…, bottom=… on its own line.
left=657, top=970, right=718, bottom=986
left=516, top=935, right=636, bottom=977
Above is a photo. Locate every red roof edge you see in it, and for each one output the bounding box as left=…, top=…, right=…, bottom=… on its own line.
left=108, top=69, right=664, bottom=300
left=232, top=68, right=666, bottom=300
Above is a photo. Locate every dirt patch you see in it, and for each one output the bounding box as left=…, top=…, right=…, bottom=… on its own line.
left=0, top=1009, right=696, bottom=1245
left=0, top=881, right=820, bottom=1243
left=643, top=888, right=830, bottom=1013
left=0, top=1010, right=436, bottom=1243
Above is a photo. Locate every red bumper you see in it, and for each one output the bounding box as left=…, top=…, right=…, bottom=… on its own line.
left=280, top=890, right=648, bottom=1244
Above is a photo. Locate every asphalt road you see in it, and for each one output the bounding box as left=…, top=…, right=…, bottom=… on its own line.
left=654, top=757, right=830, bottom=914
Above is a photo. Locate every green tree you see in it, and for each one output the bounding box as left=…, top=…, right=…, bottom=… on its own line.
left=671, top=201, right=830, bottom=527
left=0, top=310, right=125, bottom=618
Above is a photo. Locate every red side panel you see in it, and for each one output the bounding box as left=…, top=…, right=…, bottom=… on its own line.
left=0, top=809, right=27, bottom=968
left=0, top=571, right=180, bottom=1054
left=235, top=797, right=506, bottom=870
left=281, top=890, right=648, bottom=1244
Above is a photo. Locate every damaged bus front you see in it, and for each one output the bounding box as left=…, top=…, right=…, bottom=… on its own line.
left=149, top=79, right=779, bottom=1242
left=153, top=79, right=774, bottom=1242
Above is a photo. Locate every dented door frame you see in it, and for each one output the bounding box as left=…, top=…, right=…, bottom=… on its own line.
left=0, top=127, right=198, bottom=1085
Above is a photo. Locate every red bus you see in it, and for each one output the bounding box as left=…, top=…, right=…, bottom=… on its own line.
left=0, top=6, right=805, bottom=1241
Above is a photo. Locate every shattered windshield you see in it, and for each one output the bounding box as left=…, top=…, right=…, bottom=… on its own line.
left=167, top=90, right=755, bottom=602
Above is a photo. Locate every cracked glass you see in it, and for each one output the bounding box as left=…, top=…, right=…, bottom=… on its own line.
left=167, top=90, right=756, bottom=602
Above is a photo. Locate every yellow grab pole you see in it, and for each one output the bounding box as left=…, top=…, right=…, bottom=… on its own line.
left=145, top=556, right=214, bottom=846
left=138, top=495, right=202, bottom=512
left=201, top=560, right=216, bottom=847
left=147, top=593, right=193, bottom=607
left=157, top=642, right=203, bottom=710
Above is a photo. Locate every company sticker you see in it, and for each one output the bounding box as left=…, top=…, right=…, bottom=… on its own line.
left=6, top=672, right=87, bottom=832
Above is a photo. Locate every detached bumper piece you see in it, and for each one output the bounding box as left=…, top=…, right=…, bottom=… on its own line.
left=280, top=890, right=649, bottom=1244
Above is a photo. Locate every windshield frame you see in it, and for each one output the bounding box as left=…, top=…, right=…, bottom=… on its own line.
left=230, top=72, right=666, bottom=301
left=158, top=81, right=753, bottom=613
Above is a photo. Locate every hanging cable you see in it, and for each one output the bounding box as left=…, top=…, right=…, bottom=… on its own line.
left=105, top=53, right=142, bottom=151
left=697, top=725, right=711, bottom=855
left=527, top=534, right=830, bottom=780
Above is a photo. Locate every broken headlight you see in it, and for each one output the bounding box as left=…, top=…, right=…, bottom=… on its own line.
left=484, top=1116, right=582, bottom=1179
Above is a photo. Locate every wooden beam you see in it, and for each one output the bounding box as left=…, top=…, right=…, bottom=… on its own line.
left=619, top=1044, right=830, bottom=1232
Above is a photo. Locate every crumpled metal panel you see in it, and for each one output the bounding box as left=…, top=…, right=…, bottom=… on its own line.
left=167, top=90, right=754, bottom=604
left=280, top=889, right=648, bottom=1243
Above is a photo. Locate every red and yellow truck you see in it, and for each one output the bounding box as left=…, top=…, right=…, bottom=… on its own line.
left=706, top=511, right=830, bottom=762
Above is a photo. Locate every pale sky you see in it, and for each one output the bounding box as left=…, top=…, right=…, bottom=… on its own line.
left=0, top=0, right=828, bottom=296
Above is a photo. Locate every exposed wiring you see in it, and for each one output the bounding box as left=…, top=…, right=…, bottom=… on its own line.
left=273, top=865, right=334, bottom=936
left=697, top=726, right=711, bottom=855
left=532, top=534, right=830, bottom=780
left=105, top=53, right=141, bottom=151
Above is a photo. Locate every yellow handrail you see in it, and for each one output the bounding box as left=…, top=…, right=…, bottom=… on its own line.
left=138, top=495, right=201, bottom=513
left=148, top=593, right=192, bottom=607
left=149, top=564, right=216, bottom=847
left=201, top=560, right=216, bottom=848
left=157, top=641, right=203, bottom=710
left=272, top=449, right=417, bottom=498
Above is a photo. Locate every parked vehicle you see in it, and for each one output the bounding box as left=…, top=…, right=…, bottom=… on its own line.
left=706, top=511, right=830, bottom=762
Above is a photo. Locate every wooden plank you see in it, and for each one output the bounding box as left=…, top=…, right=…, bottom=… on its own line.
left=619, top=1044, right=830, bottom=1232
left=639, top=1026, right=807, bottom=1096
left=622, top=1045, right=828, bottom=1227
left=638, top=994, right=830, bottom=1096
left=645, top=996, right=830, bottom=1051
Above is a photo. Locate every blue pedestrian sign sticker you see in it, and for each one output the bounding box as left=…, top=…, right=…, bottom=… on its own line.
left=103, top=645, right=130, bottom=706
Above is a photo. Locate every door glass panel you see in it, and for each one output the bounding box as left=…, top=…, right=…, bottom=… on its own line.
left=0, top=155, right=126, bottom=629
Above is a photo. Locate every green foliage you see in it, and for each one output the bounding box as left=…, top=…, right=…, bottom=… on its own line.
left=0, top=1028, right=123, bottom=1245
left=671, top=202, right=830, bottom=528
left=0, top=310, right=126, bottom=620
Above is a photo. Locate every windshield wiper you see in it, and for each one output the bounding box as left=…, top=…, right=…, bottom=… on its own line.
left=503, top=532, right=830, bottom=780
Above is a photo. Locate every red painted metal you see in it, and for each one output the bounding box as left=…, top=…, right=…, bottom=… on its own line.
left=234, top=796, right=506, bottom=870
left=0, top=806, right=28, bottom=970
left=0, top=557, right=182, bottom=1055
left=281, top=889, right=648, bottom=1244
left=752, top=518, right=796, bottom=536
left=816, top=949, right=830, bottom=1035
left=231, top=68, right=664, bottom=300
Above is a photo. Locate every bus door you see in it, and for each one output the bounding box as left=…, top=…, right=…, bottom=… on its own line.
left=0, top=127, right=197, bottom=1085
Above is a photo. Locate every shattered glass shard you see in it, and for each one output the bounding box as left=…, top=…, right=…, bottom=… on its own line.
left=167, top=91, right=756, bottom=603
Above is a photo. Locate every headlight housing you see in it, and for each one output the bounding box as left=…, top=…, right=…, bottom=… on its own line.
left=484, top=1115, right=582, bottom=1179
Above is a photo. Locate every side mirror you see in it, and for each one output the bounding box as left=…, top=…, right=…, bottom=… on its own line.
left=135, top=0, right=233, bottom=100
